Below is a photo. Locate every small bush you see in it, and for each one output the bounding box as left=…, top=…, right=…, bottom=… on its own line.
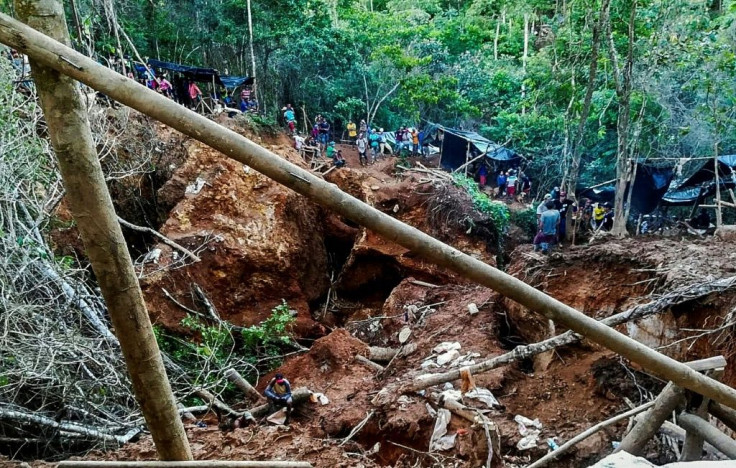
left=452, top=173, right=510, bottom=237
left=510, top=207, right=538, bottom=239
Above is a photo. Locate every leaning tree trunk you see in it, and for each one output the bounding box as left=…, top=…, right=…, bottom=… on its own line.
left=15, top=0, right=191, bottom=460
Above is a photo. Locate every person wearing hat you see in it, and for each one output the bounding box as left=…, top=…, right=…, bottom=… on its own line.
left=264, top=373, right=293, bottom=424
left=534, top=199, right=560, bottom=254
left=326, top=141, right=336, bottom=159
left=600, top=202, right=614, bottom=231
left=537, top=193, right=552, bottom=220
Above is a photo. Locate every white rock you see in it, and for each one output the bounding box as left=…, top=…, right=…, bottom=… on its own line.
left=433, top=342, right=461, bottom=354
left=437, top=349, right=461, bottom=366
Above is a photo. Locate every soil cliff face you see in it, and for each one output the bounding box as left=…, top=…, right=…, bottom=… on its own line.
left=141, top=129, right=330, bottom=335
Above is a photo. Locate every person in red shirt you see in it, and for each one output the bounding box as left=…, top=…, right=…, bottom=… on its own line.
left=188, top=81, right=202, bottom=109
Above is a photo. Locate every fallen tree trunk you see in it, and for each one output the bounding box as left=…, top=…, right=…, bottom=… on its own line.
left=369, top=347, right=398, bottom=362
left=710, top=401, right=736, bottom=433
left=355, top=355, right=385, bottom=372
left=193, top=388, right=239, bottom=417
left=224, top=368, right=264, bottom=404
left=677, top=412, right=736, bottom=459
left=404, top=275, right=736, bottom=392
left=7, top=18, right=736, bottom=411
left=656, top=419, right=727, bottom=459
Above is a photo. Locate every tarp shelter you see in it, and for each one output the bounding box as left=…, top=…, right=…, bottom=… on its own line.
left=662, top=155, right=736, bottom=206
left=220, top=75, right=254, bottom=90
left=420, top=124, right=519, bottom=171
left=577, top=163, right=675, bottom=215
left=147, top=58, right=222, bottom=85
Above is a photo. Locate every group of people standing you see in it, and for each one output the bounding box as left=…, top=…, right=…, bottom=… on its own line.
left=494, top=169, right=531, bottom=199
left=533, top=188, right=615, bottom=253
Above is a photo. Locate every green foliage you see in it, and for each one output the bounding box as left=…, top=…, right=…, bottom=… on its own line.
left=510, top=207, right=538, bottom=239
left=240, top=300, right=295, bottom=358
left=452, top=173, right=510, bottom=236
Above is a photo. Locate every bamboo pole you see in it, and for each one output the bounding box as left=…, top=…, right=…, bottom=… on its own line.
left=12, top=1, right=191, bottom=461
left=709, top=401, right=736, bottom=433
left=59, top=463, right=312, bottom=468
left=677, top=412, right=736, bottom=459
left=615, top=383, right=686, bottom=456
left=5, top=16, right=736, bottom=412
left=224, top=368, right=265, bottom=404
left=681, top=369, right=723, bottom=461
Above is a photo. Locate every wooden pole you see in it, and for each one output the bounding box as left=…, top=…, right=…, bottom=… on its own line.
left=246, top=0, right=256, bottom=96
left=715, top=145, right=723, bottom=227
left=677, top=412, right=736, bottom=459
left=12, top=1, right=191, bottom=461
left=681, top=369, right=723, bottom=461
left=615, top=383, right=686, bottom=456
left=709, top=401, right=736, bottom=433
left=527, top=400, right=656, bottom=468
left=6, top=17, right=736, bottom=412
left=59, top=463, right=312, bottom=468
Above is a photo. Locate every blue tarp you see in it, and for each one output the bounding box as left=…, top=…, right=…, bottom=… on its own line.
left=577, top=164, right=675, bottom=214
left=420, top=123, right=519, bottom=170
left=220, top=75, right=254, bottom=89
left=662, top=154, right=736, bottom=205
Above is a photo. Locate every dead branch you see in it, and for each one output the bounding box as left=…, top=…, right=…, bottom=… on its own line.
left=118, top=217, right=200, bottom=263
left=339, top=410, right=375, bottom=446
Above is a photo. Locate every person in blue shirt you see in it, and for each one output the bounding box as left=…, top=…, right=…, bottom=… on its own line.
left=496, top=171, right=507, bottom=197
left=534, top=200, right=560, bottom=254
left=264, top=373, right=293, bottom=424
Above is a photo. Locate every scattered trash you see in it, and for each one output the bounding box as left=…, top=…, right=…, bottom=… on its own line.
left=442, top=382, right=454, bottom=391
left=195, top=421, right=206, bottom=428
left=421, top=360, right=439, bottom=369
left=515, top=414, right=543, bottom=450
left=185, top=177, right=207, bottom=195
left=399, top=326, right=412, bottom=344
left=456, top=428, right=469, bottom=436
left=393, top=203, right=400, bottom=213
left=440, top=389, right=463, bottom=402
left=433, top=342, right=462, bottom=354
left=430, top=408, right=457, bottom=452
left=611, top=441, right=621, bottom=449
left=309, top=392, right=330, bottom=405
left=467, top=303, right=479, bottom=315
left=465, top=388, right=501, bottom=409
left=365, top=442, right=381, bottom=456
left=426, top=403, right=437, bottom=418
left=437, top=349, right=461, bottom=366
left=142, top=248, right=162, bottom=264
left=266, top=407, right=288, bottom=425
left=547, top=437, right=560, bottom=451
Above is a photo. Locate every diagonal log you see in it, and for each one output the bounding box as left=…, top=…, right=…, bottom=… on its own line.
left=677, top=412, right=736, bottom=459
left=404, top=276, right=736, bottom=392
left=5, top=18, right=736, bottom=411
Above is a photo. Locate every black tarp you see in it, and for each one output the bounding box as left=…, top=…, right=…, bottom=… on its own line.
left=577, top=163, right=675, bottom=214
left=147, top=58, right=221, bottom=84
left=662, top=155, right=736, bottom=206
left=421, top=124, right=518, bottom=170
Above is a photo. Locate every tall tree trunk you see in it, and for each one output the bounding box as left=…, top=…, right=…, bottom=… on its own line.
left=521, top=13, right=529, bottom=115
left=564, top=0, right=610, bottom=195
left=246, top=0, right=257, bottom=95
left=608, top=0, right=637, bottom=237
left=15, top=0, right=191, bottom=460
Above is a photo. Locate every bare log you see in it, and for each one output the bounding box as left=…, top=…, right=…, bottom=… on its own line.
left=677, top=412, right=736, bottom=459
left=404, top=272, right=736, bottom=392
left=527, top=400, right=655, bottom=468
left=7, top=18, right=736, bottom=411
left=13, top=1, right=190, bottom=460
left=616, top=384, right=686, bottom=456
left=710, top=401, right=736, bottom=433
left=355, top=355, right=385, bottom=372
left=59, top=462, right=312, bottom=468
left=681, top=369, right=723, bottom=461
left=224, top=368, right=264, bottom=404
left=369, top=347, right=399, bottom=362
left=193, top=388, right=239, bottom=417
left=117, top=216, right=200, bottom=263
left=656, top=419, right=728, bottom=460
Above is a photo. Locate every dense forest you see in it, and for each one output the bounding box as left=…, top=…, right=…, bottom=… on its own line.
left=7, top=0, right=731, bottom=215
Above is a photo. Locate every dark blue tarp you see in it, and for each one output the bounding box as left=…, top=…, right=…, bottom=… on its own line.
left=147, top=58, right=221, bottom=84
left=577, top=164, right=675, bottom=214
left=422, top=124, right=519, bottom=171
left=219, top=75, right=254, bottom=89
left=662, top=155, right=736, bottom=206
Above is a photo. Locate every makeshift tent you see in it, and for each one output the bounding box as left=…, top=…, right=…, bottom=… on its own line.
left=220, top=75, right=254, bottom=89
left=662, top=155, right=736, bottom=206
left=420, top=123, right=519, bottom=171
left=147, top=58, right=221, bottom=84
left=577, top=163, right=675, bottom=215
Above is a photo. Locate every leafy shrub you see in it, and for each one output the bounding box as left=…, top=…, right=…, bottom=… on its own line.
left=452, top=173, right=510, bottom=237
left=510, top=207, right=538, bottom=239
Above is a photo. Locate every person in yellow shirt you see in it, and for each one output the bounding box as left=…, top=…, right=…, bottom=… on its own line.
left=593, top=203, right=606, bottom=229
left=347, top=121, right=357, bottom=142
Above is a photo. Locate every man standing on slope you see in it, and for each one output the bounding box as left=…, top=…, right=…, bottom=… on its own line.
left=284, top=104, right=296, bottom=135
left=534, top=200, right=560, bottom=254
left=347, top=120, right=357, bottom=142
left=357, top=132, right=369, bottom=166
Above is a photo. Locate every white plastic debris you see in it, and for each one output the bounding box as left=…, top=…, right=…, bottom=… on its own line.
left=185, top=177, right=207, bottom=195
left=420, top=360, right=439, bottom=369
left=309, top=392, right=330, bottom=405
left=399, top=326, right=412, bottom=344
left=442, top=382, right=454, bottom=391
left=440, top=389, right=463, bottom=402
left=465, top=388, right=501, bottom=409
left=430, top=409, right=457, bottom=452
left=142, top=248, right=162, bottom=264
left=467, top=303, right=479, bottom=315
left=426, top=403, right=437, bottom=418
left=437, top=349, right=461, bottom=366
left=433, top=342, right=462, bottom=354
left=266, top=407, right=288, bottom=425
left=515, top=414, right=543, bottom=450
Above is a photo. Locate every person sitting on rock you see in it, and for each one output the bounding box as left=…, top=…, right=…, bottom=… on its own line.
left=334, top=150, right=346, bottom=168
left=264, top=373, right=293, bottom=424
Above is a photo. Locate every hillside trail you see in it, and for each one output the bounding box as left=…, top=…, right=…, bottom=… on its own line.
left=10, top=118, right=736, bottom=468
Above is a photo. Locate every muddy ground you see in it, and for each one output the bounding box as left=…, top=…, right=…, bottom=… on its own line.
left=13, top=114, right=736, bottom=468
